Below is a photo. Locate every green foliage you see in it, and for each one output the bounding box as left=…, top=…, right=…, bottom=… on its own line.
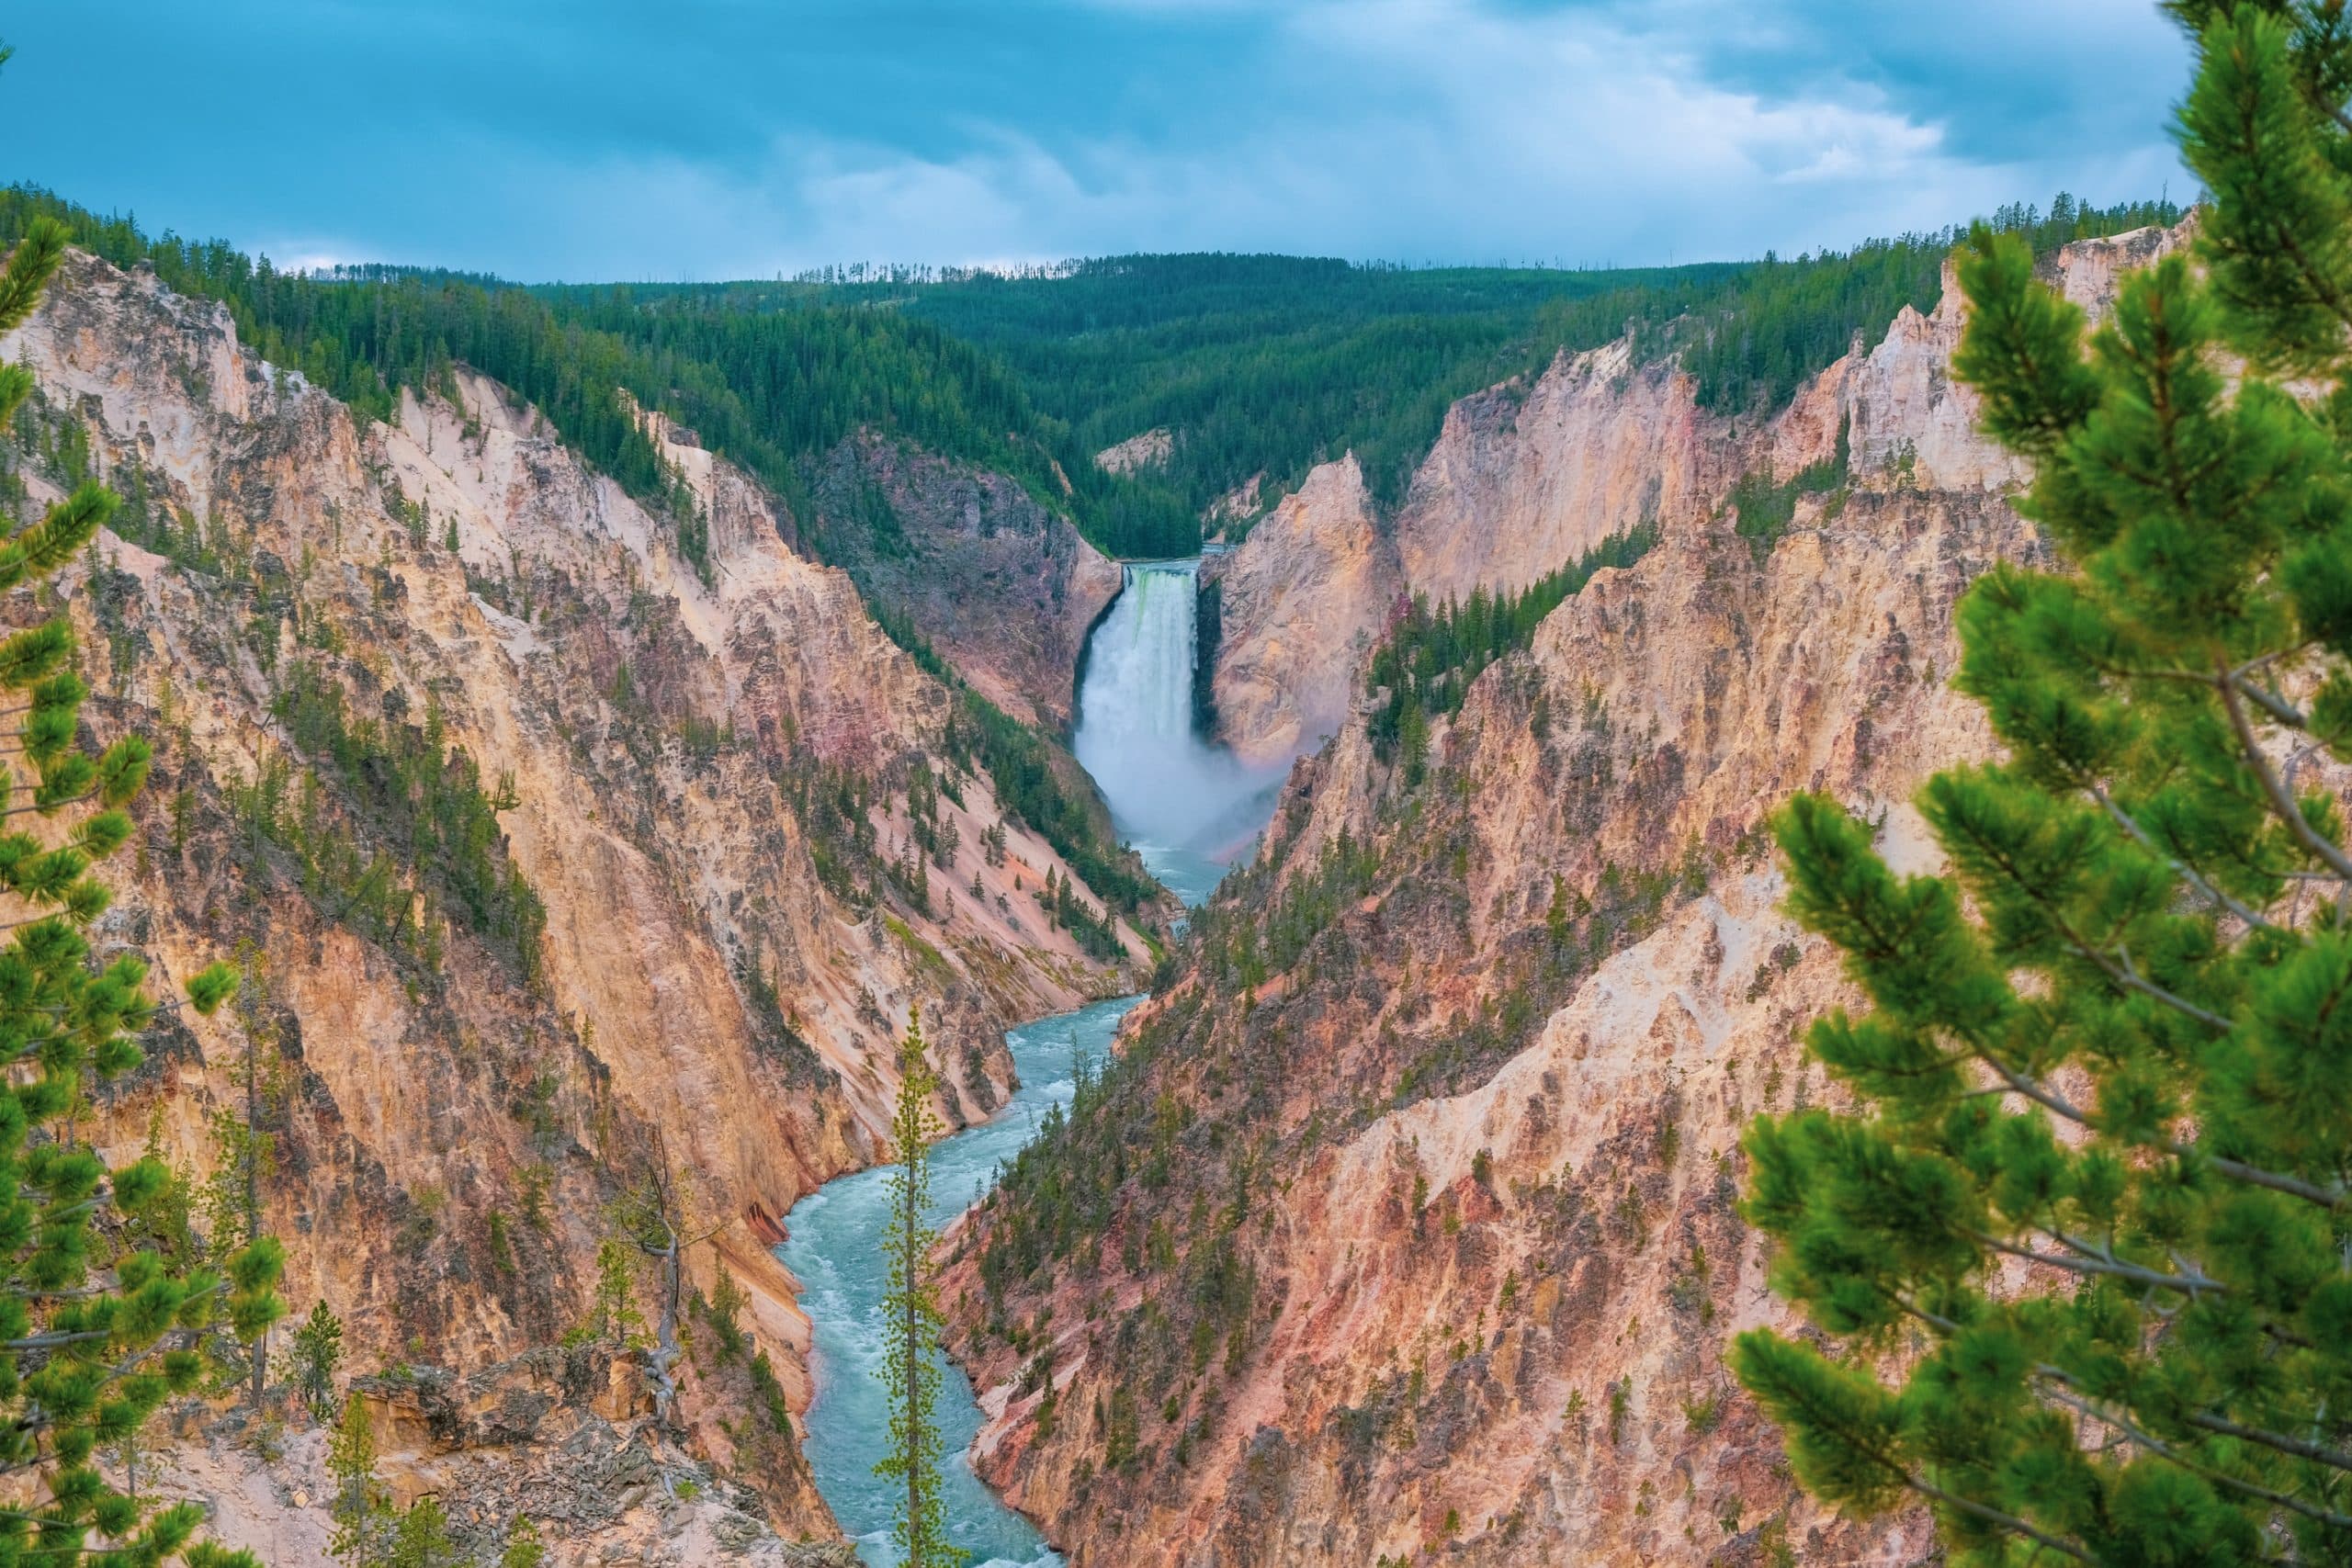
left=1727, top=417, right=1850, bottom=560
left=943, top=690, right=1157, bottom=926
left=327, top=1393, right=390, bottom=1568
left=1102, top=1383, right=1140, bottom=1472
left=265, top=661, right=545, bottom=980
left=1736, top=10, right=2352, bottom=1562
left=290, top=1300, right=345, bottom=1421
left=876, top=1008, right=965, bottom=1567
left=767, top=201, right=2176, bottom=523
left=0, top=188, right=690, bottom=506
left=0, top=204, right=284, bottom=1568
left=694, top=1269, right=751, bottom=1366
left=0, top=183, right=2182, bottom=570
left=1195, top=828, right=1383, bottom=995
left=387, top=1495, right=458, bottom=1568
left=538, top=285, right=1192, bottom=556
left=1365, top=524, right=1658, bottom=772
left=0, top=186, right=1185, bottom=559
left=497, top=1517, right=546, bottom=1568
left=847, top=607, right=1154, bottom=951
left=582, top=1237, right=649, bottom=1351
left=201, top=1102, right=277, bottom=1259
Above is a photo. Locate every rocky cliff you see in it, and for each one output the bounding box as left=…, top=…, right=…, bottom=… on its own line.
left=945, top=228, right=2179, bottom=1566
left=1204, top=454, right=1398, bottom=771
left=3, top=249, right=1149, bottom=1562
left=805, top=430, right=1120, bottom=728
left=1202, top=340, right=1723, bottom=770
left=1205, top=221, right=2180, bottom=773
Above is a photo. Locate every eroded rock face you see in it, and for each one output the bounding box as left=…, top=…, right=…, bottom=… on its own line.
left=1207, top=228, right=2184, bottom=761
left=1397, top=340, right=1723, bottom=604
left=6, top=250, right=1147, bottom=1558
left=1205, top=454, right=1399, bottom=770
left=1094, top=428, right=1173, bottom=476
left=806, top=432, right=1120, bottom=728
left=135, top=1348, right=864, bottom=1567
left=946, top=227, right=2181, bottom=1566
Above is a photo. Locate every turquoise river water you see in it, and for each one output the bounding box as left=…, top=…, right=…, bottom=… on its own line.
left=777, top=995, right=1141, bottom=1567
left=777, top=559, right=1263, bottom=1564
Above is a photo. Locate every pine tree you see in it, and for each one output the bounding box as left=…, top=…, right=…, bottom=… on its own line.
left=582, top=1237, right=648, bottom=1350
left=290, top=1299, right=345, bottom=1421
left=1734, top=7, right=2352, bottom=1562
left=206, top=950, right=285, bottom=1409
left=875, top=1006, right=962, bottom=1567
left=389, top=1495, right=457, bottom=1568
left=0, top=154, right=281, bottom=1567
left=498, top=1517, right=547, bottom=1568
left=327, top=1393, right=390, bottom=1568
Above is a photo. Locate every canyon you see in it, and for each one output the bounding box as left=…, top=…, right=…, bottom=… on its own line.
left=0, top=210, right=2188, bottom=1568
left=943, top=225, right=2178, bottom=1565
left=2, top=247, right=1152, bottom=1563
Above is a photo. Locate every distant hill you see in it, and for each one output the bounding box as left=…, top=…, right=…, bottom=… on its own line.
left=5, top=186, right=2180, bottom=563
left=581, top=192, right=2179, bottom=532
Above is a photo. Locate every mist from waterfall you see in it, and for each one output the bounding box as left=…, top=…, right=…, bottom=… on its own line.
left=1074, top=560, right=1283, bottom=905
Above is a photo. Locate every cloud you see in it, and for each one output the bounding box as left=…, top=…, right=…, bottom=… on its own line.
left=7, top=0, right=2192, bottom=278
left=478, top=0, right=2180, bottom=278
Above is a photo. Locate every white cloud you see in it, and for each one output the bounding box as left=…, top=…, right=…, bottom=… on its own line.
left=611, top=3, right=2118, bottom=276
left=243, top=0, right=2187, bottom=279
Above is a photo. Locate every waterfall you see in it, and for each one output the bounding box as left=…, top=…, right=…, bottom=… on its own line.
left=1074, top=560, right=1282, bottom=901
left=1080, top=562, right=1199, bottom=761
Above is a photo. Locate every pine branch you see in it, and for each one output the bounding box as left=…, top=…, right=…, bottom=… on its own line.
left=2090, top=784, right=2282, bottom=934
left=0, top=790, right=95, bottom=818
left=1972, top=1230, right=2223, bottom=1297
left=2231, top=671, right=2310, bottom=729
left=2033, top=1380, right=2352, bottom=1530
left=2097, top=942, right=2235, bottom=1033
left=2219, top=667, right=2352, bottom=883
left=0, top=222, right=66, bottom=341
left=1905, top=1474, right=2091, bottom=1562
left=2184, top=1408, right=2352, bottom=1474
left=2201, top=1155, right=2346, bottom=1209
left=1943, top=791, right=2241, bottom=1032
left=2016, top=1352, right=2352, bottom=1478
left=0, top=1328, right=112, bottom=1352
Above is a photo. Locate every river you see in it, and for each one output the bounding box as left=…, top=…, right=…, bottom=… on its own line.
left=778, top=559, right=1277, bottom=1564
left=776, top=996, right=1139, bottom=1568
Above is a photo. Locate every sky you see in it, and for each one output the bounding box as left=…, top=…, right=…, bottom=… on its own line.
left=6, top=0, right=2193, bottom=282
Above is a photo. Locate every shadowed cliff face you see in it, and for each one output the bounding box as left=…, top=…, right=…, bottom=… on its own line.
left=2, top=250, right=1148, bottom=1563
left=806, top=430, right=1122, bottom=729
left=944, top=228, right=2182, bottom=1567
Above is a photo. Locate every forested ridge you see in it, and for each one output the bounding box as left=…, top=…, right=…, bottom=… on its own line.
left=0, top=186, right=1192, bottom=562
left=0, top=186, right=2177, bottom=570
left=612, top=193, right=2181, bottom=526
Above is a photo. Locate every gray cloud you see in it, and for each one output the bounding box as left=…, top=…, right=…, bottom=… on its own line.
left=6, top=0, right=2193, bottom=278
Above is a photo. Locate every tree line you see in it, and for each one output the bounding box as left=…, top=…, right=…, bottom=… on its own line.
left=748, top=196, right=2179, bottom=527
left=0, top=186, right=1198, bottom=564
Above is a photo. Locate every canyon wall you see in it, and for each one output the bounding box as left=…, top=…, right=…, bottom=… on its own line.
left=1206, top=221, right=2179, bottom=773
left=806, top=430, right=1121, bottom=729
left=1204, top=343, right=1729, bottom=771
left=5, top=250, right=1148, bottom=1563
left=1204, top=455, right=1397, bottom=771
left=946, top=228, right=2178, bottom=1566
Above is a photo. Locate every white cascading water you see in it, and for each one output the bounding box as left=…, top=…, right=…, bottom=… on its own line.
left=1073, top=560, right=1283, bottom=904
left=784, top=563, right=1282, bottom=1567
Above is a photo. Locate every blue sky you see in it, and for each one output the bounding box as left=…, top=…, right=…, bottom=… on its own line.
left=6, top=1, right=2191, bottom=281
